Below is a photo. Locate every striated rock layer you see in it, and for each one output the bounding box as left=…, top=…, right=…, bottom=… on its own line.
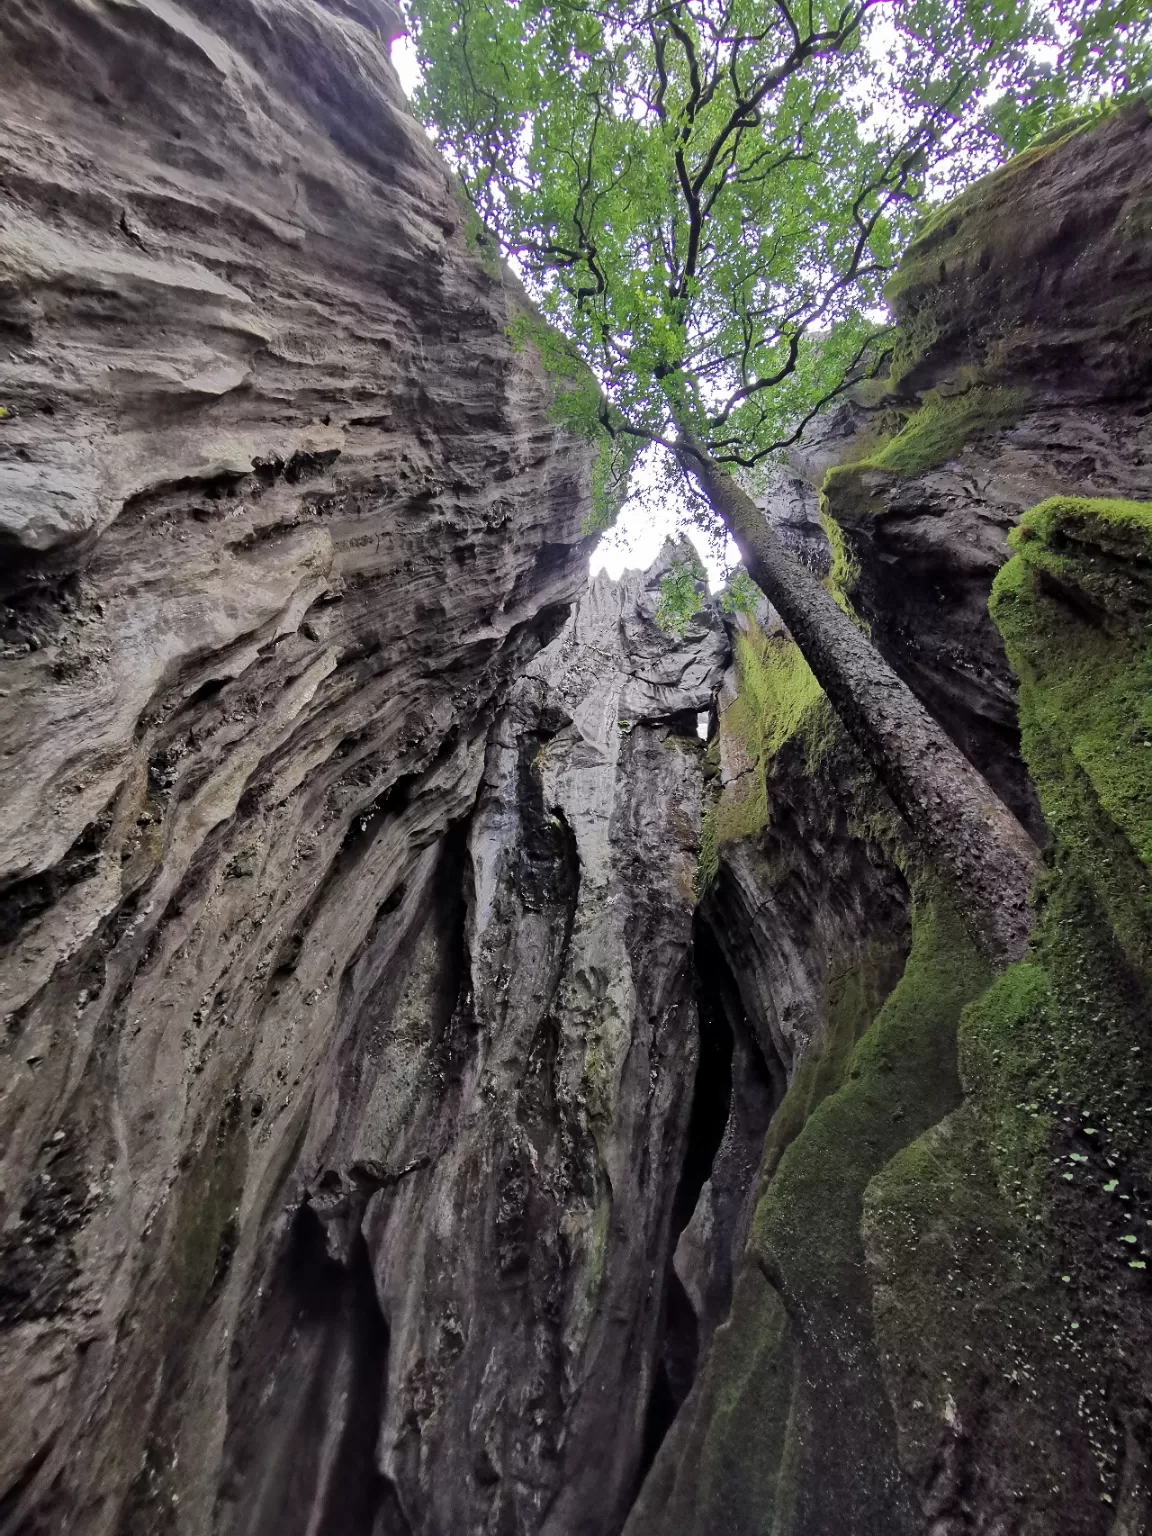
left=219, top=543, right=729, bottom=1536
left=0, top=1, right=602, bottom=1529
left=3, top=12, right=1152, bottom=1536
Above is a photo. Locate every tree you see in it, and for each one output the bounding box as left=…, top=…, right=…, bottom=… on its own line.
left=404, top=0, right=1150, bottom=959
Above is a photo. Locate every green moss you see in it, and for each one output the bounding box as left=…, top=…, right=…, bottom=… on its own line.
left=695, top=622, right=824, bottom=895
left=626, top=1265, right=798, bottom=1536
left=818, top=501, right=864, bottom=613
left=881, top=100, right=1150, bottom=370
left=752, top=936, right=912, bottom=1193
left=883, top=307, right=943, bottom=393
left=874, top=108, right=1139, bottom=404
left=643, top=603, right=1018, bottom=1530
left=881, top=129, right=1091, bottom=315
left=991, top=496, right=1152, bottom=957
left=863, top=492, right=1152, bottom=1515
left=958, top=960, right=1055, bottom=1211
left=650, top=473, right=1152, bottom=1531
left=751, top=886, right=994, bottom=1299
left=694, top=795, right=721, bottom=896
left=822, top=386, right=1029, bottom=514
left=727, top=626, right=823, bottom=767
left=506, top=306, right=634, bottom=533
left=869, top=386, right=1028, bottom=474
left=860, top=1102, right=1030, bottom=1480
left=1022, top=105, right=1110, bottom=151
left=968, top=494, right=1152, bottom=1198
left=733, top=885, right=987, bottom=1527
left=854, top=101, right=1152, bottom=483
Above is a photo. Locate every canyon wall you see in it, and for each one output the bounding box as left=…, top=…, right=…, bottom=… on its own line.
left=0, top=0, right=602, bottom=1528
left=217, top=545, right=728, bottom=1536
left=1, top=7, right=1151, bottom=1534
left=629, top=100, right=1152, bottom=1536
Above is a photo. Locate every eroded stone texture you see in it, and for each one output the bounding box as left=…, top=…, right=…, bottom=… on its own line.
left=0, top=2, right=599, bottom=1529
left=823, top=104, right=1152, bottom=840
left=218, top=541, right=728, bottom=1536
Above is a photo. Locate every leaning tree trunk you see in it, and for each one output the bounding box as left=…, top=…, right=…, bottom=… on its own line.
left=679, top=432, right=1040, bottom=964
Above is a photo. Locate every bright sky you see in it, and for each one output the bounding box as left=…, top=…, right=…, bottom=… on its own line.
left=391, top=34, right=422, bottom=95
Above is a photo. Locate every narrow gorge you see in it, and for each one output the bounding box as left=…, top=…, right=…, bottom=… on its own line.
left=1, top=4, right=1150, bottom=1535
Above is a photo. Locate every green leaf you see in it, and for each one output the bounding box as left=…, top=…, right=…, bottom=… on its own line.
left=655, top=556, right=707, bottom=638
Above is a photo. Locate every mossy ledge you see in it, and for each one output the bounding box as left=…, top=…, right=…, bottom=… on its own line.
left=820, top=383, right=1031, bottom=541
left=820, top=99, right=1152, bottom=557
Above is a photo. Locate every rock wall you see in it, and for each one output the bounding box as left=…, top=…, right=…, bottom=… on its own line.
left=0, top=1, right=602, bottom=1529
left=627, top=102, right=1152, bottom=1536
left=217, top=543, right=728, bottom=1536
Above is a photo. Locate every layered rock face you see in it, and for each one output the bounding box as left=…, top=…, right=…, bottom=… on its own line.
left=0, top=1, right=601, bottom=1529
left=218, top=546, right=728, bottom=1536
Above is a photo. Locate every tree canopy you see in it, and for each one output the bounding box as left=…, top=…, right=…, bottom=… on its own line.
left=407, top=0, right=1151, bottom=521
left=404, top=0, right=1150, bottom=961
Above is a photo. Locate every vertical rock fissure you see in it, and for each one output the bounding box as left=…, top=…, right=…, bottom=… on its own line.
left=633, top=905, right=784, bottom=1503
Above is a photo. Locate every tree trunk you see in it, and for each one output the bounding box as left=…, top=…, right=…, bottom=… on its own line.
left=678, top=432, right=1040, bottom=964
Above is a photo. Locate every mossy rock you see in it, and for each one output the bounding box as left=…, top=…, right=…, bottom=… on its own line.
left=631, top=878, right=992, bottom=1535
left=881, top=99, right=1152, bottom=394
left=882, top=101, right=1146, bottom=318
left=821, top=384, right=1030, bottom=529
left=696, top=623, right=824, bottom=894
left=993, top=496, right=1152, bottom=956
left=864, top=495, right=1152, bottom=1526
